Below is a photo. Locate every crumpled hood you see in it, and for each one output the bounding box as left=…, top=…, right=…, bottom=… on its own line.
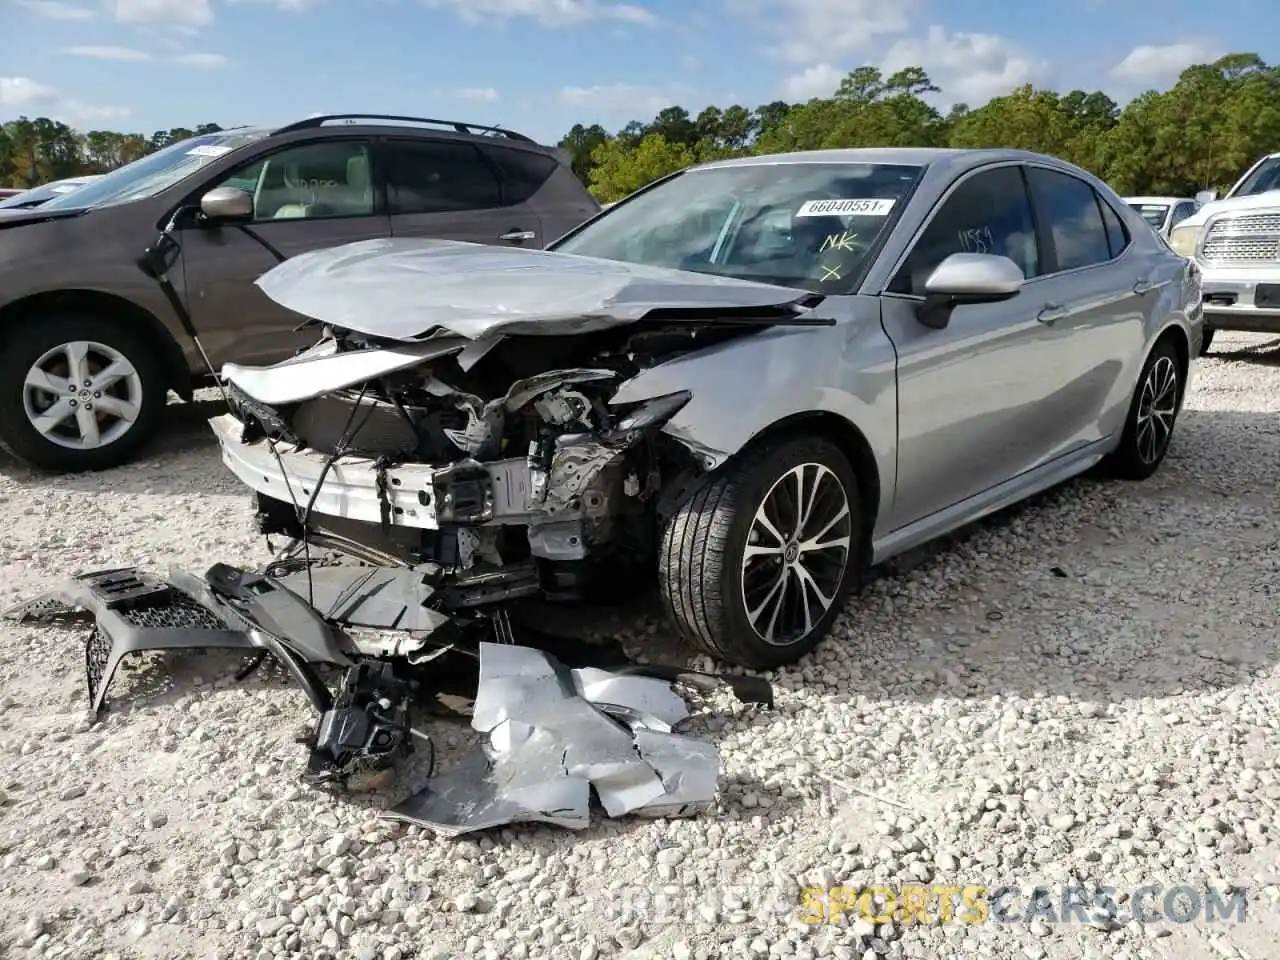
left=254, top=237, right=815, bottom=342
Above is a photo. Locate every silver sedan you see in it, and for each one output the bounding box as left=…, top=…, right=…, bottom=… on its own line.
left=223, top=147, right=1205, bottom=670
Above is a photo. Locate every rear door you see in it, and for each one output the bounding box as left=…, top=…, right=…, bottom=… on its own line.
left=179, top=136, right=389, bottom=366
left=380, top=137, right=542, bottom=247
left=1022, top=164, right=1149, bottom=450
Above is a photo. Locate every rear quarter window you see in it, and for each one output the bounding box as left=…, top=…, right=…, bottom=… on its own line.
left=482, top=146, right=559, bottom=205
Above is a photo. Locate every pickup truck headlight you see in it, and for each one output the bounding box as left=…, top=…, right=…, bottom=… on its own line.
left=1168, top=223, right=1202, bottom=258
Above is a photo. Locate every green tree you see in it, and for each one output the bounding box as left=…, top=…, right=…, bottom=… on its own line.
left=4, top=52, right=1280, bottom=198
left=558, top=122, right=610, bottom=183
left=948, top=85, right=1075, bottom=156
left=588, top=133, right=694, bottom=202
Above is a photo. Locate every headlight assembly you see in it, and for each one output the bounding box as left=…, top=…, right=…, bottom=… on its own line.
left=1168, top=224, right=1202, bottom=258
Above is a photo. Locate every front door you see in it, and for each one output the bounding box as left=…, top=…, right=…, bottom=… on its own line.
left=379, top=137, right=544, bottom=248
left=878, top=163, right=1056, bottom=529
left=179, top=137, right=390, bottom=368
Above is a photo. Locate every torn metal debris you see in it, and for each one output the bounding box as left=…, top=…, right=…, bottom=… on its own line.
left=4, top=560, right=771, bottom=834
left=384, top=643, right=728, bottom=836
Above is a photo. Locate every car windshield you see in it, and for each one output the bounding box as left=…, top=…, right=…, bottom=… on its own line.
left=1128, top=203, right=1169, bottom=227
left=1229, top=156, right=1280, bottom=198
left=39, top=130, right=268, bottom=211
left=0, top=180, right=97, bottom=212
left=552, top=162, right=923, bottom=291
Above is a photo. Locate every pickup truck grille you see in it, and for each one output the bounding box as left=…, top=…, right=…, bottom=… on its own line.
left=1201, top=213, right=1280, bottom=266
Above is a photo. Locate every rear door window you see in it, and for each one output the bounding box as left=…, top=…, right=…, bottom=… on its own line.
left=383, top=139, right=502, bottom=215
left=1027, top=167, right=1112, bottom=272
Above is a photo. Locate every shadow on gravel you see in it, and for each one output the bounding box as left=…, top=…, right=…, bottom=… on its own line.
left=1206, top=335, right=1280, bottom=366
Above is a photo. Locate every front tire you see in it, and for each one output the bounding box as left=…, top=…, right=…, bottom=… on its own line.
left=1102, top=337, right=1182, bottom=481
left=659, top=436, right=862, bottom=670
left=0, top=313, right=167, bottom=472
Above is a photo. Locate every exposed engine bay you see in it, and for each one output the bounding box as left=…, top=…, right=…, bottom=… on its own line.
left=221, top=314, right=801, bottom=600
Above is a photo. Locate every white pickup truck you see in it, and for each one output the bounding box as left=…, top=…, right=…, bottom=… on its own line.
left=1168, top=152, right=1280, bottom=354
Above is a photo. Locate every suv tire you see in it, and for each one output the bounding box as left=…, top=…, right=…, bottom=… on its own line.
left=659, top=435, right=862, bottom=670
left=0, top=313, right=167, bottom=472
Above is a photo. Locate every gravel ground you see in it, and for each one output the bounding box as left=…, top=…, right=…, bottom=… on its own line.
left=0, top=332, right=1278, bottom=960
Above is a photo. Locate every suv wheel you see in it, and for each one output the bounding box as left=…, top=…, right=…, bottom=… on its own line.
left=659, top=436, right=862, bottom=670
left=0, top=313, right=166, bottom=472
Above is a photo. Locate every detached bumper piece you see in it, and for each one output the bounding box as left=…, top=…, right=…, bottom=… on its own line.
left=2, top=567, right=255, bottom=715
left=6, top=565, right=774, bottom=835
left=383, top=642, right=771, bottom=836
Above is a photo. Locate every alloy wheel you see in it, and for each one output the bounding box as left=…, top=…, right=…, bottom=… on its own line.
left=741, top=462, right=853, bottom=646
left=1136, top=355, right=1178, bottom=464
left=21, top=341, right=144, bottom=451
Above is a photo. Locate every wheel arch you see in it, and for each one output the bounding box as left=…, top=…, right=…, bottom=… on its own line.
left=1152, top=322, right=1190, bottom=407
left=735, top=410, right=882, bottom=559
left=0, top=289, right=192, bottom=400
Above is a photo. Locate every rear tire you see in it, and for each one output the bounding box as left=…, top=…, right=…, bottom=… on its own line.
left=658, top=435, right=862, bottom=670
left=0, top=313, right=167, bottom=472
left=1102, top=337, right=1182, bottom=481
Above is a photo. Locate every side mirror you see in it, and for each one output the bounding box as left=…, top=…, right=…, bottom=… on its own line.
left=1195, top=189, right=1218, bottom=205
left=199, top=186, right=253, bottom=222
left=916, top=252, right=1024, bottom=330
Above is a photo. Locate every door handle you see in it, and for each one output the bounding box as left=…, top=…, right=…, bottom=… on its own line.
left=501, top=229, right=536, bottom=242
left=1037, top=303, right=1067, bottom=325
left=1133, top=278, right=1153, bottom=295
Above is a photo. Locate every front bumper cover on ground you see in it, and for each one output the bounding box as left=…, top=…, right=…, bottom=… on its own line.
left=3, top=563, right=772, bottom=834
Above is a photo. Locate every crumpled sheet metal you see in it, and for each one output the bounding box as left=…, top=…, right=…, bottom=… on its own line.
left=254, top=237, right=812, bottom=343
left=382, top=643, right=724, bottom=836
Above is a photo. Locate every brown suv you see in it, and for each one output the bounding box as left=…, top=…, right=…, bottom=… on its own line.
left=0, top=114, right=601, bottom=472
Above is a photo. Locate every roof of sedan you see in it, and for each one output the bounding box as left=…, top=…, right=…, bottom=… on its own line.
left=694, top=147, right=1055, bottom=174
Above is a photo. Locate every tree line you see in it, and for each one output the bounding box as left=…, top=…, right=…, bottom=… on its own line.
left=3, top=53, right=1277, bottom=202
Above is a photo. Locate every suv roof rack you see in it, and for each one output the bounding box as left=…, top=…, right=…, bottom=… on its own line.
left=271, top=114, right=536, bottom=143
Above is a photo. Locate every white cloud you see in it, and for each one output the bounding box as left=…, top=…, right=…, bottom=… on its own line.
left=113, top=0, right=214, bottom=27
left=227, top=0, right=323, bottom=10
left=455, top=87, right=500, bottom=102
left=16, top=0, right=96, bottom=19
left=424, top=0, right=657, bottom=27
left=781, top=62, right=844, bottom=99
left=733, top=0, right=919, bottom=65
left=558, top=82, right=694, bottom=116
left=59, top=99, right=132, bottom=122
left=1109, top=42, right=1223, bottom=86
left=883, top=25, right=1053, bottom=104
left=171, top=52, right=229, bottom=69
left=0, top=76, right=58, bottom=106
left=0, top=77, right=127, bottom=124
left=64, top=44, right=152, bottom=60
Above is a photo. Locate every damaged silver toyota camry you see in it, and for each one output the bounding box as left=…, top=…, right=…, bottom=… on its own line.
left=8, top=147, right=1203, bottom=825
